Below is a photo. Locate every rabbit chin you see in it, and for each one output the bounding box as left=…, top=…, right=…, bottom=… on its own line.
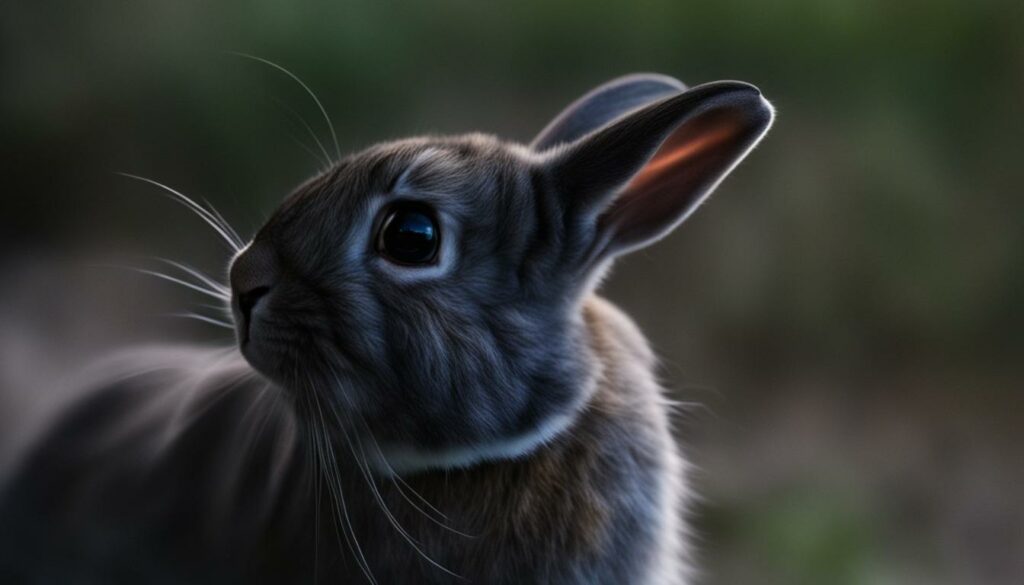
left=366, top=408, right=579, bottom=476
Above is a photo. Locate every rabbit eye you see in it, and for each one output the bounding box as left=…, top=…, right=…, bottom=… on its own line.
left=377, top=203, right=440, bottom=265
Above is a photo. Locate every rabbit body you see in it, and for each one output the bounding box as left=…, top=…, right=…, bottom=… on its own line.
left=0, top=298, right=684, bottom=584
left=0, top=73, right=772, bottom=584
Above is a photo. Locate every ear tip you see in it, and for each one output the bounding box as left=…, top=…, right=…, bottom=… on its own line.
left=687, top=80, right=775, bottom=127
left=690, top=80, right=763, bottom=100
left=530, top=72, right=689, bottom=151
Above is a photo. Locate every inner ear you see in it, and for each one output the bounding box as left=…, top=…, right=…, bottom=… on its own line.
left=597, top=99, right=772, bottom=255
left=625, top=109, right=744, bottom=195
left=540, top=81, right=774, bottom=263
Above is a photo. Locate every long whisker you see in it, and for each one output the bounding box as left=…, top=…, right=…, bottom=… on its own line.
left=304, top=401, right=342, bottom=563
left=337, top=418, right=418, bottom=546
left=118, top=173, right=243, bottom=251
left=363, top=430, right=447, bottom=519
left=201, top=197, right=244, bottom=250
left=231, top=52, right=340, bottom=160
left=303, top=379, right=376, bottom=581
left=129, top=267, right=229, bottom=301
left=157, top=259, right=231, bottom=296
left=300, top=379, right=374, bottom=585
left=200, top=302, right=235, bottom=319
left=308, top=389, right=377, bottom=585
left=323, top=371, right=454, bottom=527
left=363, top=429, right=475, bottom=538
left=301, top=394, right=328, bottom=585
left=345, top=424, right=465, bottom=578
left=312, top=420, right=322, bottom=585
left=285, top=127, right=331, bottom=172
left=321, top=371, right=463, bottom=577
left=272, top=96, right=332, bottom=169
left=168, top=312, right=235, bottom=330
left=353, top=413, right=475, bottom=537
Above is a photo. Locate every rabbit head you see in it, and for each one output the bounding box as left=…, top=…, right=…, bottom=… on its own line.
left=228, top=74, right=773, bottom=471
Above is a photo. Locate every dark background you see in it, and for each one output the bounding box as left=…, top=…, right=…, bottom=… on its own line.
left=1, top=2, right=1022, bottom=584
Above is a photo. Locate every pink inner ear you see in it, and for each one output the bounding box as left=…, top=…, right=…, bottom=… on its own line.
left=599, top=108, right=757, bottom=254
left=625, top=117, right=740, bottom=195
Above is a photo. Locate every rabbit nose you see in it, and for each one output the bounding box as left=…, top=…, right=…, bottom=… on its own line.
left=230, top=243, right=278, bottom=332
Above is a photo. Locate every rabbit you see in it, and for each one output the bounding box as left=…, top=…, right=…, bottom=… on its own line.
left=0, top=73, right=773, bottom=584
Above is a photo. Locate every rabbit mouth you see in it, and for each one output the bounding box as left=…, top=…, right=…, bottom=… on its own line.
left=235, top=318, right=278, bottom=381
left=235, top=309, right=345, bottom=396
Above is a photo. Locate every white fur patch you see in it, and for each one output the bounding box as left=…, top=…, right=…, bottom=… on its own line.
left=369, top=411, right=576, bottom=475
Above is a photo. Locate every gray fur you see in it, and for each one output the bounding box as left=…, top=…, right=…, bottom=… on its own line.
left=0, top=74, right=773, bottom=584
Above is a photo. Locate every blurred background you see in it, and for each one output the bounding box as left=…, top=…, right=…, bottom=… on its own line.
left=1, top=1, right=1022, bottom=583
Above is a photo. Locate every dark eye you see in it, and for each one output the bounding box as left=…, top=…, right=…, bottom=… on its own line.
left=377, top=203, right=440, bottom=265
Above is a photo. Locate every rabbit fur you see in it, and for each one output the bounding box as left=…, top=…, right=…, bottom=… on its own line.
left=0, top=74, right=773, bottom=584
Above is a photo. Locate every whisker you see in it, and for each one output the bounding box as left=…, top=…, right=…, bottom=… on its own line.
left=118, top=173, right=243, bottom=251
left=323, top=373, right=454, bottom=527
left=352, top=413, right=476, bottom=537
left=320, top=438, right=377, bottom=584
left=201, top=197, right=244, bottom=248
left=272, top=96, right=332, bottom=169
left=285, top=127, right=331, bottom=172
left=322, top=371, right=463, bottom=577
left=300, top=394, right=326, bottom=585
left=200, top=302, right=235, bottom=319
left=231, top=52, right=341, bottom=160
left=168, top=312, right=235, bottom=330
left=363, top=429, right=476, bottom=538
left=157, top=259, right=231, bottom=296
left=312, top=424, right=322, bottom=585
left=130, top=267, right=229, bottom=301
left=346, top=426, right=464, bottom=578
left=363, top=430, right=447, bottom=519
left=309, top=390, right=378, bottom=585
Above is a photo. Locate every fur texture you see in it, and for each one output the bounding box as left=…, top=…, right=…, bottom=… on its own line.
left=0, top=74, right=773, bottom=584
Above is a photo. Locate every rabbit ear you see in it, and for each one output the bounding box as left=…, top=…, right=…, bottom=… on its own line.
left=531, top=74, right=686, bottom=151
left=543, top=80, right=774, bottom=259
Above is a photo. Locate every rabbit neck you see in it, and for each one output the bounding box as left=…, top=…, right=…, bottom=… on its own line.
left=368, top=405, right=584, bottom=475
left=367, top=301, right=606, bottom=476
